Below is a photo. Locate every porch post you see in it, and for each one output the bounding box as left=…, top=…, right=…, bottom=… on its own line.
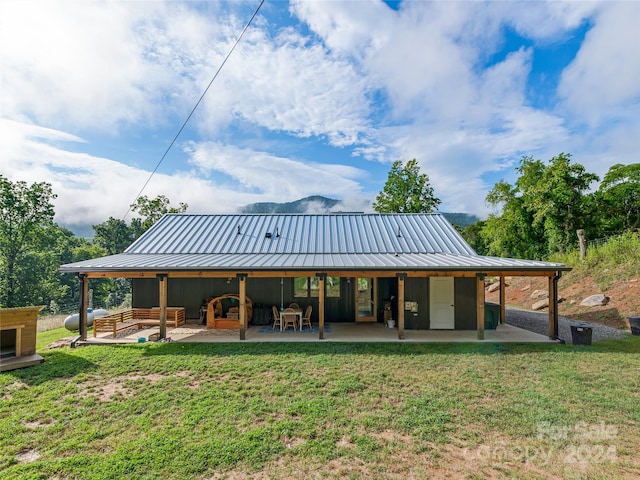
left=499, top=276, right=506, bottom=324
left=78, top=273, right=88, bottom=341
left=548, top=272, right=561, bottom=340
left=317, top=273, right=326, bottom=340
left=476, top=273, right=486, bottom=340
left=157, top=274, right=167, bottom=340
left=238, top=273, right=247, bottom=340
left=397, top=273, right=406, bottom=340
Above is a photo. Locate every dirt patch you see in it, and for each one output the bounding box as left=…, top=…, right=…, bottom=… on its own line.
left=73, top=370, right=201, bottom=402
left=16, top=449, right=40, bottom=463
left=98, top=382, right=132, bottom=402
left=24, top=420, right=50, bottom=429
left=47, top=337, right=75, bottom=349
left=486, top=275, right=638, bottom=330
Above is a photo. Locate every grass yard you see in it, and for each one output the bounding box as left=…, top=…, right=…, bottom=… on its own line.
left=1, top=330, right=639, bottom=479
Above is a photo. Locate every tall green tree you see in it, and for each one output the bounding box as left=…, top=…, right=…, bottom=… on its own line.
left=596, top=163, right=640, bottom=233
left=482, top=154, right=598, bottom=259
left=0, top=176, right=56, bottom=307
left=93, top=217, right=136, bottom=255
left=528, top=153, right=599, bottom=253
left=373, top=159, right=441, bottom=213
left=483, top=176, right=546, bottom=259
left=131, top=194, right=188, bottom=231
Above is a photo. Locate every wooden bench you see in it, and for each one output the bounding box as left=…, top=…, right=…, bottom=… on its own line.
left=93, top=307, right=186, bottom=338
left=135, top=307, right=186, bottom=328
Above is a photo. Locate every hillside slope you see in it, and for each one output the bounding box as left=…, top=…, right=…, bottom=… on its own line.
left=486, top=258, right=639, bottom=331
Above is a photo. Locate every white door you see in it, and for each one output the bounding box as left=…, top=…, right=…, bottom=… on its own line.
left=430, top=277, right=455, bottom=329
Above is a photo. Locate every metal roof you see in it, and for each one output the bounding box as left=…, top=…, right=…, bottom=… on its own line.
left=59, top=252, right=568, bottom=272
left=124, top=213, right=476, bottom=255
left=59, top=213, right=569, bottom=273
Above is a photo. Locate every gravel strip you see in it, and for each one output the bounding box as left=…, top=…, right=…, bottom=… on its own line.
left=506, top=308, right=630, bottom=344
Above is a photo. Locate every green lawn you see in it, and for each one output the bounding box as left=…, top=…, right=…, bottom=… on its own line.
left=1, top=330, right=639, bottom=479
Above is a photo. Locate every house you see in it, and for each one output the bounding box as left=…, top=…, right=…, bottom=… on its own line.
left=59, top=213, right=570, bottom=341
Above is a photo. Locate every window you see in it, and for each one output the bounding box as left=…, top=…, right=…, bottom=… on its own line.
left=294, top=277, right=341, bottom=298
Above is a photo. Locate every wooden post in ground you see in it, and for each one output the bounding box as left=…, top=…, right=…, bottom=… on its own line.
left=158, top=274, right=167, bottom=339
left=397, top=273, right=406, bottom=340
left=577, top=229, right=586, bottom=262
left=476, top=273, right=486, bottom=340
left=238, top=274, right=247, bottom=340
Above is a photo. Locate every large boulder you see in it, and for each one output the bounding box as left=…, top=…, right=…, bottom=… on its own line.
left=530, top=289, right=548, bottom=300
left=532, top=298, right=549, bottom=310
left=580, top=294, right=610, bottom=307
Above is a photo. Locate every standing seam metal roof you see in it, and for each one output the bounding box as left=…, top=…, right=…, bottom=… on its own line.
left=124, top=213, right=477, bottom=256
left=58, top=213, right=570, bottom=273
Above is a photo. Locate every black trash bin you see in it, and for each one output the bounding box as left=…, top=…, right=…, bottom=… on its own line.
left=628, top=316, right=640, bottom=336
left=484, top=302, right=500, bottom=330
left=570, top=324, right=592, bottom=345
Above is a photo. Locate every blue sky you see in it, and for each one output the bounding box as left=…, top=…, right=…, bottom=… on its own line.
left=1, top=0, right=639, bottom=233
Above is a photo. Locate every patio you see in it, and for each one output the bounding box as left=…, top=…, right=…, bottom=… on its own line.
left=82, top=321, right=557, bottom=345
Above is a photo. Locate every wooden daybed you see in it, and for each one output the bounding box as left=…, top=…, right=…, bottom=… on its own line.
left=93, top=307, right=186, bottom=337
left=206, top=294, right=253, bottom=329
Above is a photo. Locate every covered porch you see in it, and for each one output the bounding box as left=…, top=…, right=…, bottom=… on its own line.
left=72, top=269, right=564, bottom=345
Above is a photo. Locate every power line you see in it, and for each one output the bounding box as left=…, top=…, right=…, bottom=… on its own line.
left=122, top=0, right=266, bottom=221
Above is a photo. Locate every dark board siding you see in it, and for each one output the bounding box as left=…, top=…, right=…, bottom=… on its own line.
left=132, top=276, right=479, bottom=329
left=403, top=278, right=430, bottom=330
left=133, top=277, right=363, bottom=323
left=455, top=277, right=477, bottom=329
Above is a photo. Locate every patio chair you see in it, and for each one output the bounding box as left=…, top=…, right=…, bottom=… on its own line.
left=288, top=302, right=300, bottom=309
left=281, top=307, right=298, bottom=331
left=300, top=305, right=312, bottom=330
left=272, top=306, right=282, bottom=330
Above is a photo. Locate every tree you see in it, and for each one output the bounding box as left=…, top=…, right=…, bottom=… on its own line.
left=57, top=237, right=108, bottom=311
left=373, top=159, right=441, bottom=213
left=482, top=154, right=599, bottom=259
left=0, top=176, right=56, bottom=307
left=528, top=153, right=599, bottom=253
left=483, top=177, right=546, bottom=259
left=460, top=220, right=488, bottom=255
left=92, top=217, right=136, bottom=255
left=596, top=163, right=640, bottom=233
left=130, top=195, right=188, bottom=232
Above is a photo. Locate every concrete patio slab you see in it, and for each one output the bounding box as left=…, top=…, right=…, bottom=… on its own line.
left=82, top=321, right=557, bottom=345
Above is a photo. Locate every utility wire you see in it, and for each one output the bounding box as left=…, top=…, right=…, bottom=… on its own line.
left=122, top=0, right=266, bottom=221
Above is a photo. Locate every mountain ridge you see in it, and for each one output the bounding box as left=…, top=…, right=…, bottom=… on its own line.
left=240, top=195, right=479, bottom=227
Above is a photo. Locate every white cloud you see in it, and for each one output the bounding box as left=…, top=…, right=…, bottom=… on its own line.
left=558, top=1, right=640, bottom=125
left=0, top=1, right=234, bottom=132
left=191, top=25, right=374, bottom=147
left=0, top=119, right=221, bottom=227
left=185, top=141, right=367, bottom=201
left=1, top=0, right=638, bottom=226
left=496, top=1, right=597, bottom=41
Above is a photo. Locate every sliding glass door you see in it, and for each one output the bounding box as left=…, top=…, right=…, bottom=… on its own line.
left=355, top=277, right=376, bottom=322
